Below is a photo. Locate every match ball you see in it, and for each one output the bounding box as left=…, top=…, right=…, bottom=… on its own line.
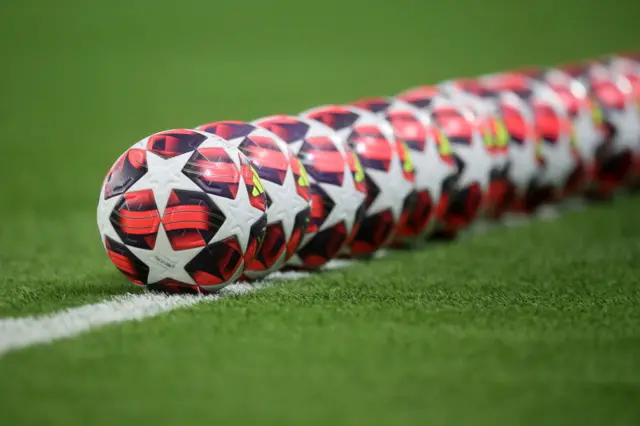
left=302, top=105, right=417, bottom=256
left=351, top=97, right=457, bottom=241
left=439, top=79, right=513, bottom=219
left=196, top=121, right=312, bottom=280
left=97, top=129, right=268, bottom=293
left=398, top=86, right=491, bottom=236
left=254, top=115, right=367, bottom=268
left=480, top=72, right=579, bottom=205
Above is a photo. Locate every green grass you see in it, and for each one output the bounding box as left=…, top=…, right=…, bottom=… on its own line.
left=1, top=0, right=640, bottom=425
left=1, top=198, right=640, bottom=426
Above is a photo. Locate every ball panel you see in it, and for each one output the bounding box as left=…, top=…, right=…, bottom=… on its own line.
left=245, top=222, right=286, bottom=272
left=502, top=104, right=531, bottom=144
left=110, top=190, right=160, bottom=250
left=162, top=190, right=226, bottom=251
left=346, top=174, right=392, bottom=253
left=186, top=236, right=244, bottom=287
left=103, top=148, right=148, bottom=200
left=385, top=109, right=428, bottom=152
left=306, top=107, right=360, bottom=130
left=244, top=213, right=268, bottom=265
left=349, top=211, right=395, bottom=256
left=347, top=125, right=394, bottom=172
left=286, top=208, right=311, bottom=262
left=238, top=154, right=268, bottom=211
left=298, top=137, right=346, bottom=185
left=199, top=121, right=256, bottom=140
left=182, top=147, right=242, bottom=200
left=256, top=116, right=311, bottom=143
left=432, top=107, right=474, bottom=145
left=395, top=189, right=433, bottom=239
left=238, top=135, right=289, bottom=185
left=397, top=86, right=439, bottom=109
left=296, top=222, right=348, bottom=268
left=307, top=184, right=335, bottom=234
left=485, top=168, right=512, bottom=218
left=594, top=150, right=634, bottom=196
left=432, top=127, right=457, bottom=167
left=290, top=154, right=312, bottom=202
left=442, top=182, right=483, bottom=232
left=104, top=236, right=149, bottom=285
left=147, top=129, right=207, bottom=159
left=345, top=151, right=368, bottom=194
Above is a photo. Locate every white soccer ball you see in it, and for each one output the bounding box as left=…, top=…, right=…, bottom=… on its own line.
left=396, top=86, right=493, bottom=235
left=590, top=62, right=640, bottom=158
left=351, top=97, right=457, bottom=240
left=480, top=73, right=579, bottom=203
left=443, top=80, right=545, bottom=213
left=301, top=105, right=417, bottom=255
left=97, top=129, right=268, bottom=294
left=607, top=54, right=640, bottom=184
left=530, top=83, right=580, bottom=193
left=430, top=95, right=492, bottom=233
left=585, top=63, right=640, bottom=191
left=439, top=82, right=513, bottom=219
left=543, top=67, right=605, bottom=184
left=253, top=115, right=367, bottom=268
left=196, top=121, right=312, bottom=280
left=497, top=91, right=543, bottom=201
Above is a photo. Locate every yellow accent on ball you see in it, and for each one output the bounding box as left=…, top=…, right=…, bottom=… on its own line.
left=352, top=154, right=365, bottom=183
left=400, top=142, right=414, bottom=173
left=250, top=165, right=265, bottom=197
left=297, top=160, right=310, bottom=188
left=438, top=130, right=453, bottom=157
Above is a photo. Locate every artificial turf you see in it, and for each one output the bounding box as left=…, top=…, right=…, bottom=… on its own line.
left=1, top=0, right=640, bottom=424
left=1, top=197, right=639, bottom=426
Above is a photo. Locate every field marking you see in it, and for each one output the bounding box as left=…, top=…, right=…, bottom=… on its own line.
left=0, top=293, right=214, bottom=356
left=0, top=266, right=345, bottom=357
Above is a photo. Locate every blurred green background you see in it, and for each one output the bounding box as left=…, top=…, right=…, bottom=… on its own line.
left=0, top=0, right=638, bottom=218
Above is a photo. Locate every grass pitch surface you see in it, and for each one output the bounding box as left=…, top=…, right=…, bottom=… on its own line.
left=1, top=0, right=639, bottom=425
left=1, top=198, right=640, bottom=426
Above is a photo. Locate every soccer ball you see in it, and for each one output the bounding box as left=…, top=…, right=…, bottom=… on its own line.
left=97, top=129, right=268, bottom=294
left=439, top=79, right=513, bottom=219
left=395, top=86, right=459, bottom=235
left=450, top=75, right=552, bottom=213
left=448, top=79, right=544, bottom=214
left=253, top=115, right=367, bottom=268
left=301, top=105, right=417, bottom=256
left=351, top=97, right=457, bottom=241
left=604, top=55, right=640, bottom=188
left=559, top=61, right=639, bottom=196
left=196, top=121, right=312, bottom=280
left=493, top=91, right=544, bottom=212
left=398, top=86, right=491, bottom=237
left=480, top=72, right=579, bottom=206
left=534, top=67, right=606, bottom=196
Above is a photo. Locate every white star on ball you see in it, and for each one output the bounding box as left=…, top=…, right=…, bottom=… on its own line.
left=454, top=135, right=492, bottom=192
left=364, top=151, right=414, bottom=221
left=320, top=159, right=366, bottom=232
left=263, top=166, right=310, bottom=243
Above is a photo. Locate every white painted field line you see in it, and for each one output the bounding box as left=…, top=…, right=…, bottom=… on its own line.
left=0, top=262, right=356, bottom=357
left=0, top=293, right=214, bottom=356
